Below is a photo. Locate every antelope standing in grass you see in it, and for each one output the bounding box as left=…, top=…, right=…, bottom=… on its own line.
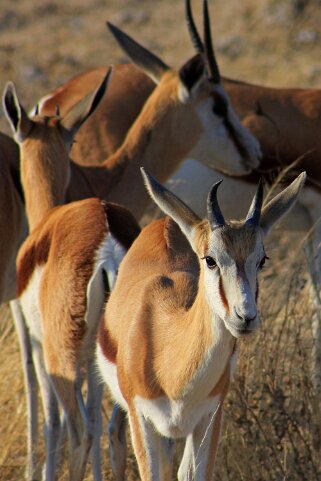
left=97, top=168, right=306, bottom=481
left=4, top=73, right=141, bottom=481
left=3, top=15, right=261, bottom=477
left=4, top=74, right=112, bottom=481
left=37, top=0, right=321, bottom=399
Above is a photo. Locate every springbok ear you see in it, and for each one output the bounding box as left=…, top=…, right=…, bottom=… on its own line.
left=141, top=167, right=201, bottom=243
left=60, top=67, right=112, bottom=146
left=260, top=172, right=306, bottom=235
left=178, top=53, right=206, bottom=103
left=3, top=82, right=33, bottom=143
left=107, top=22, right=169, bottom=84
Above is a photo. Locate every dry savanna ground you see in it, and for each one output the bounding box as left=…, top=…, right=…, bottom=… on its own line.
left=0, top=0, right=320, bottom=480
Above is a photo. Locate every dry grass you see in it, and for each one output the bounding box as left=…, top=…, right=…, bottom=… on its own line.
left=0, top=234, right=319, bottom=480
left=215, top=236, right=320, bottom=481
left=0, top=0, right=321, bottom=480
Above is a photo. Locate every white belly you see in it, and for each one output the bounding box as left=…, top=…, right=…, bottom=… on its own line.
left=20, top=265, right=45, bottom=344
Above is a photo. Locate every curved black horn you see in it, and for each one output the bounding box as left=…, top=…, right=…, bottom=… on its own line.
left=207, top=180, right=225, bottom=229
left=203, top=0, right=221, bottom=83
left=245, top=178, right=264, bottom=226
left=185, top=0, right=204, bottom=54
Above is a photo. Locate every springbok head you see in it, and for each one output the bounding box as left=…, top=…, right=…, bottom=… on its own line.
left=3, top=70, right=110, bottom=227
left=3, top=69, right=110, bottom=153
left=107, top=0, right=261, bottom=176
left=141, top=167, right=306, bottom=338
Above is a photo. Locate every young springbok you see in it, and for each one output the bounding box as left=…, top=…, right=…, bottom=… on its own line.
left=5, top=74, right=140, bottom=481
left=97, top=168, right=306, bottom=481
left=3, top=73, right=114, bottom=481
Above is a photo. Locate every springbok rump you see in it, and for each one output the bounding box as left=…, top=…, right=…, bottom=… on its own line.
left=17, top=198, right=140, bottom=481
left=97, top=168, right=306, bottom=481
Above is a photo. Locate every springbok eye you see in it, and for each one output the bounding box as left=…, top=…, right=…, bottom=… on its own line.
left=259, top=255, right=269, bottom=270
left=212, top=96, right=228, bottom=117
left=203, top=256, right=217, bottom=269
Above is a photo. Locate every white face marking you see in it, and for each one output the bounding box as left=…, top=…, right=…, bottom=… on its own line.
left=203, top=226, right=264, bottom=338
left=189, top=84, right=261, bottom=174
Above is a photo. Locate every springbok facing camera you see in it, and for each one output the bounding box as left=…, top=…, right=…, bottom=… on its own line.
left=97, top=169, right=306, bottom=481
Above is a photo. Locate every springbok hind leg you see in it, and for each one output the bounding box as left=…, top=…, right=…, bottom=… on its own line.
left=44, top=340, right=92, bottom=481
left=86, top=359, right=103, bottom=481
left=10, top=300, right=40, bottom=481
left=31, top=340, right=60, bottom=481
left=108, top=406, right=128, bottom=481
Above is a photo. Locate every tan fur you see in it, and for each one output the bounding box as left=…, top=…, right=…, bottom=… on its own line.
left=99, top=214, right=236, bottom=481
left=20, top=116, right=70, bottom=230
left=40, top=63, right=321, bottom=188
left=11, top=79, right=140, bottom=481
left=220, top=222, right=258, bottom=264
left=102, top=217, right=227, bottom=401
left=1, top=56, right=239, bottom=307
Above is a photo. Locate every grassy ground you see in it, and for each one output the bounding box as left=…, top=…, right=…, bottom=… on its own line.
left=0, top=0, right=320, bottom=480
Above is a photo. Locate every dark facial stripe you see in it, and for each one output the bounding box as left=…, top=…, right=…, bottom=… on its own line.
left=211, top=92, right=249, bottom=165
left=223, top=116, right=249, bottom=162
left=219, top=275, right=229, bottom=313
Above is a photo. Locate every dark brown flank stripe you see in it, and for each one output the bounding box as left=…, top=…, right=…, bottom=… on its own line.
left=17, top=233, right=50, bottom=297
left=211, top=92, right=248, bottom=165
left=97, top=319, right=117, bottom=364
left=219, top=275, right=229, bottom=313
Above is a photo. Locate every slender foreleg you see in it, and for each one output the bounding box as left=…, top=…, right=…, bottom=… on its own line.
left=128, top=402, right=171, bottom=481
left=178, top=400, right=223, bottom=481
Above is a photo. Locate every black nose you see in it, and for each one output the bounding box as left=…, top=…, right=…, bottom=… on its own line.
left=234, top=308, right=256, bottom=324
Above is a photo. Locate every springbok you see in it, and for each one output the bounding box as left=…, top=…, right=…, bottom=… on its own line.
left=3, top=20, right=261, bottom=474
left=4, top=73, right=141, bottom=481
left=4, top=74, right=111, bottom=481
left=97, top=168, right=306, bottom=481
left=36, top=0, right=321, bottom=398
left=0, top=4, right=261, bottom=303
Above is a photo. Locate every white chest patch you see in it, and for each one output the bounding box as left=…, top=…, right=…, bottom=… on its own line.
left=134, top=394, right=220, bottom=439
left=96, top=344, right=127, bottom=410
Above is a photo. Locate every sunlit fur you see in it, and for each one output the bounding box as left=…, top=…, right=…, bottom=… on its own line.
left=97, top=169, right=305, bottom=481
left=4, top=83, right=141, bottom=481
